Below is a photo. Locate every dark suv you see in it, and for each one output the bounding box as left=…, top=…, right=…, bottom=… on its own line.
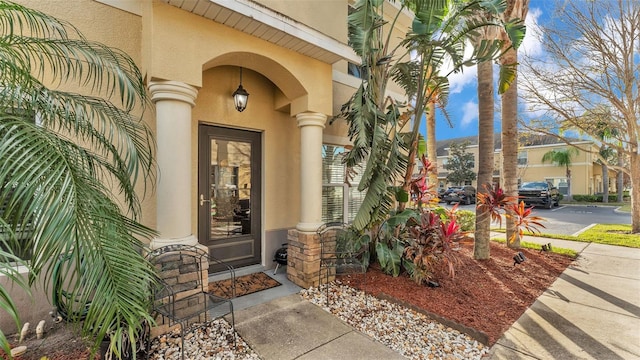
left=442, top=185, right=476, bottom=205
left=518, top=181, right=560, bottom=209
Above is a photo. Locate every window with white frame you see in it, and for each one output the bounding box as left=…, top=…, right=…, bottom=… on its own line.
left=322, top=145, right=365, bottom=223
left=517, top=151, right=528, bottom=165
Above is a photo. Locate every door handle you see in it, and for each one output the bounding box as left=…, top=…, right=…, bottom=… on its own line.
left=199, top=194, right=211, bottom=206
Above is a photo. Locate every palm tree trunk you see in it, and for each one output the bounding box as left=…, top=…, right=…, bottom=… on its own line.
left=501, top=48, right=520, bottom=248
left=427, top=101, right=438, bottom=190
left=474, top=60, right=494, bottom=260
left=618, top=153, right=625, bottom=202
left=500, top=0, right=528, bottom=248
left=630, top=151, right=640, bottom=233
left=602, top=163, right=609, bottom=203
left=566, top=166, right=572, bottom=200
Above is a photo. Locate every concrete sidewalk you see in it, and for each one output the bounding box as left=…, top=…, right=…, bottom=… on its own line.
left=488, top=236, right=640, bottom=359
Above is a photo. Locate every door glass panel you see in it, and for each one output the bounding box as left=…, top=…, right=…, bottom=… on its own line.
left=209, top=139, right=251, bottom=239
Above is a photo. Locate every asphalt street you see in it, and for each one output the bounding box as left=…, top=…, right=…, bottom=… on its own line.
left=446, top=203, right=631, bottom=236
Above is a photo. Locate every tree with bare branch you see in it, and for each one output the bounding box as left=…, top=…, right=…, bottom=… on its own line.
left=519, top=0, right=639, bottom=233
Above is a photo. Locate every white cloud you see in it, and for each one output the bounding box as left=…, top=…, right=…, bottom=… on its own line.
left=448, top=65, right=478, bottom=95
left=520, top=7, right=544, bottom=57
left=460, top=101, right=478, bottom=128
left=441, top=40, right=477, bottom=94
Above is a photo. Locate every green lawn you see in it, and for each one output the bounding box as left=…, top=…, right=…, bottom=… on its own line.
left=491, top=237, right=578, bottom=258
left=560, top=200, right=631, bottom=212
left=493, top=224, right=639, bottom=248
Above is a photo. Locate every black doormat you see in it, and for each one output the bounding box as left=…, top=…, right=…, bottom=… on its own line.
left=208, top=272, right=281, bottom=298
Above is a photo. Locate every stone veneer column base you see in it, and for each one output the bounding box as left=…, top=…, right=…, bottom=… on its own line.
left=286, top=229, right=322, bottom=289
left=148, top=243, right=210, bottom=339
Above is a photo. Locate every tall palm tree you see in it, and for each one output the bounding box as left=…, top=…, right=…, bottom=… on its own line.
left=426, top=100, right=439, bottom=190
left=474, top=58, right=495, bottom=260
left=342, top=0, right=525, bottom=231
left=0, top=2, right=156, bottom=357
left=500, top=0, right=529, bottom=249
left=541, top=148, right=579, bottom=199
left=598, top=146, right=616, bottom=203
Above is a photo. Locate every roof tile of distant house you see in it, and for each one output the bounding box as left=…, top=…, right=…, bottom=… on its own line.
left=435, top=133, right=581, bottom=156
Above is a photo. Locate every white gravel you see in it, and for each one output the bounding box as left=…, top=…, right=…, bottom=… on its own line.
left=147, top=281, right=489, bottom=360
left=300, top=281, right=489, bottom=360
left=147, top=318, right=259, bottom=360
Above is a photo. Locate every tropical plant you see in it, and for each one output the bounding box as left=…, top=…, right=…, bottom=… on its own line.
left=597, top=145, right=616, bottom=203
left=476, top=182, right=518, bottom=228
left=0, top=2, right=156, bottom=358
left=409, top=154, right=438, bottom=208
left=541, top=148, right=578, bottom=198
left=455, top=209, right=476, bottom=232
left=339, top=0, right=526, bottom=233
left=373, top=209, right=417, bottom=277
left=404, top=206, right=469, bottom=284
left=506, top=201, right=546, bottom=245
left=372, top=203, right=471, bottom=285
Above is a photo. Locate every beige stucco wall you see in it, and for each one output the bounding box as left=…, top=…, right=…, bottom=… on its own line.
left=148, top=2, right=333, bottom=116
left=436, top=142, right=603, bottom=195
left=519, top=144, right=596, bottom=195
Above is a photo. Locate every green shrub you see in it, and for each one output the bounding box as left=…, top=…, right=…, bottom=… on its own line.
left=597, top=194, right=618, bottom=202
left=573, top=194, right=620, bottom=202
left=573, top=194, right=596, bottom=202
left=455, top=210, right=476, bottom=231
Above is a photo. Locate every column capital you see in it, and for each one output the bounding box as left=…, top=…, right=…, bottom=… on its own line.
left=148, top=80, right=198, bottom=107
left=296, top=112, right=327, bottom=129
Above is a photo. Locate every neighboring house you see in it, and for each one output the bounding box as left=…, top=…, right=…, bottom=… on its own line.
left=2, top=0, right=412, bottom=332
left=435, top=134, right=618, bottom=196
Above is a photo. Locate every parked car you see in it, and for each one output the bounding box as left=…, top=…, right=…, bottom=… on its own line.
left=442, top=185, right=476, bottom=205
left=518, top=181, right=560, bottom=209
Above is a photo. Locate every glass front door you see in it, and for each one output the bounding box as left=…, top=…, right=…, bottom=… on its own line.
left=198, top=125, right=261, bottom=271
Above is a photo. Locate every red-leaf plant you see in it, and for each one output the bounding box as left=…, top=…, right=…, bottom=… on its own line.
left=409, top=155, right=438, bottom=208
left=476, top=183, right=518, bottom=227
left=403, top=206, right=469, bottom=285
left=507, top=200, right=547, bottom=245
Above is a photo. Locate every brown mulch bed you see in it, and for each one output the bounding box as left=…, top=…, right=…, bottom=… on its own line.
left=348, top=240, right=575, bottom=345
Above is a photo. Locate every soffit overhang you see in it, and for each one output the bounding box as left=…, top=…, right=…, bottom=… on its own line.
left=162, top=0, right=360, bottom=65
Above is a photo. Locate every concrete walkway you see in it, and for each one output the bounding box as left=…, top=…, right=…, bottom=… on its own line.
left=234, top=294, right=405, bottom=360
left=488, top=236, right=640, bottom=359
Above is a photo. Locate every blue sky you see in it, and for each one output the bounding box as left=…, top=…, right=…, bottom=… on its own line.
left=428, top=0, right=552, bottom=141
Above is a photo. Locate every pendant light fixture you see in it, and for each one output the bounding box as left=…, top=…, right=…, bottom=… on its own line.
left=233, top=67, right=249, bottom=112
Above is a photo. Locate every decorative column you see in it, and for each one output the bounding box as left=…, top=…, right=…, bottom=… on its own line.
left=148, top=81, right=199, bottom=249
left=296, top=112, right=327, bottom=231
left=288, top=112, right=326, bottom=288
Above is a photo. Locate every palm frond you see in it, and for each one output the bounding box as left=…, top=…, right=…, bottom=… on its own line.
left=0, top=117, right=157, bottom=354
left=0, top=2, right=157, bottom=356
left=498, top=61, right=518, bottom=94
